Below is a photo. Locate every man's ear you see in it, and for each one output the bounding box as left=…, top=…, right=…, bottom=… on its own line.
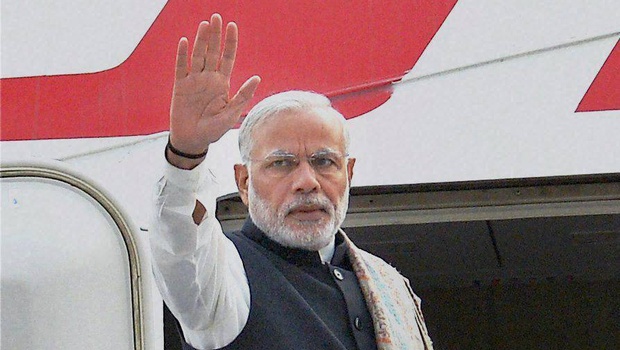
left=346, top=157, right=356, bottom=185
left=234, top=163, right=250, bottom=206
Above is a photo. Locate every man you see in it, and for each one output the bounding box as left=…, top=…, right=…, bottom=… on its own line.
left=150, top=13, right=433, bottom=350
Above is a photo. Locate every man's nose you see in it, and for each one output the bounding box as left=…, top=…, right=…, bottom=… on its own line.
left=291, top=160, right=320, bottom=194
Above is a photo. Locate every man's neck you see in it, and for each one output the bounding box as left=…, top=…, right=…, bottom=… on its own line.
left=318, top=237, right=336, bottom=264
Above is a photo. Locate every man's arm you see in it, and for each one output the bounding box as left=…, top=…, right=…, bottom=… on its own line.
left=151, top=161, right=250, bottom=348
left=150, top=13, right=260, bottom=349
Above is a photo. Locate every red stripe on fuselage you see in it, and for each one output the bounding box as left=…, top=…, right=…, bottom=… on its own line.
left=1, top=0, right=457, bottom=141
left=577, top=39, right=620, bottom=113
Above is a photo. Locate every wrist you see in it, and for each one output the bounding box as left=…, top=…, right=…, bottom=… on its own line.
left=167, top=136, right=208, bottom=158
left=165, top=144, right=207, bottom=170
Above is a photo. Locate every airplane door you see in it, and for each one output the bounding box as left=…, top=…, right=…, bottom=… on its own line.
left=1, top=160, right=147, bottom=349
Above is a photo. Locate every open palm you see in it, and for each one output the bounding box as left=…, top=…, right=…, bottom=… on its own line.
left=169, top=14, right=260, bottom=155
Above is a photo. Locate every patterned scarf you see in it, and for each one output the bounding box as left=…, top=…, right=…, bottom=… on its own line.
left=341, top=230, right=434, bottom=350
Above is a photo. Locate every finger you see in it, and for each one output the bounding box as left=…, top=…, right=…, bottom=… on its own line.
left=190, top=21, right=210, bottom=73
left=219, top=22, right=238, bottom=78
left=204, top=13, right=223, bottom=72
left=175, top=37, right=189, bottom=80
left=227, top=75, right=261, bottom=113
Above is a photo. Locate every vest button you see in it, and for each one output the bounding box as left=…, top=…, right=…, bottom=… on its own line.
left=354, top=317, right=362, bottom=330
left=333, top=268, right=344, bottom=281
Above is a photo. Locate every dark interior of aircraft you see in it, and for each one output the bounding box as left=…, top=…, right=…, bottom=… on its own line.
left=165, top=174, right=620, bottom=349
left=347, top=216, right=620, bottom=349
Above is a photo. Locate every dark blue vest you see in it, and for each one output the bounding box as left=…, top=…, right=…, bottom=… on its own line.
left=176, top=219, right=377, bottom=350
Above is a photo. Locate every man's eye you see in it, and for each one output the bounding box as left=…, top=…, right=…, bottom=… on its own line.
left=311, top=156, right=337, bottom=168
left=270, top=158, right=296, bottom=168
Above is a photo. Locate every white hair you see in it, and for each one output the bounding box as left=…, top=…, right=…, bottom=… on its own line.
left=238, top=90, right=350, bottom=162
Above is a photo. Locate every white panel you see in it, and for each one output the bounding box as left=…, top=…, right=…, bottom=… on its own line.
left=0, top=135, right=151, bottom=160
left=63, top=135, right=169, bottom=229
left=1, top=0, right=167, bottom=78
left=348, top=36, right=620, bottom=186
left=409, top=0, right=620, bottom=78
left=1, top=177, right=134, bottom=349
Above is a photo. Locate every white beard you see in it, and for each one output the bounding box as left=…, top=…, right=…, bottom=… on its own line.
left=248, top=181, right=349, bottom=251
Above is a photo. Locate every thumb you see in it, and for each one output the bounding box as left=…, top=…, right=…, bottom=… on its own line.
left=228, top=75, right=261, bottom=114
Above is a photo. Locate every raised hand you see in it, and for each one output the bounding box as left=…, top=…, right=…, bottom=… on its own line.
left=168, top=13, right=260, bottom=168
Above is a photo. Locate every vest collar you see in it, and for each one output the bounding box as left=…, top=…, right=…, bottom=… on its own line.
left=240, top=218, right=348, bottom=267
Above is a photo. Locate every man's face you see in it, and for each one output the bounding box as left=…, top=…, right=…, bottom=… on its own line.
left=235, top=109, right=355, bottom=251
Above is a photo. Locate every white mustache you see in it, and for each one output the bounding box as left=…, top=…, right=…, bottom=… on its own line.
left=283, top=195, right=333, bottom=216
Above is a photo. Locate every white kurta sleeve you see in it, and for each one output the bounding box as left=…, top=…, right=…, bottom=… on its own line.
left=149, top=160, right=250, bottom=349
